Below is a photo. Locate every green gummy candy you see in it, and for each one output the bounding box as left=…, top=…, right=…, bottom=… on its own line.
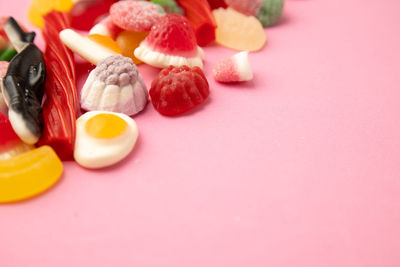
left=150, top=0, right=183, bottom=15
left=257, top=0, right=284, bottom=27
left=0, top=48, right=17, bottom=61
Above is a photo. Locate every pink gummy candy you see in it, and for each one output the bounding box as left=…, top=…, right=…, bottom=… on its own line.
left=110, top=1, right=164, bottom=32
left=213, top=51, right=253, bottom=83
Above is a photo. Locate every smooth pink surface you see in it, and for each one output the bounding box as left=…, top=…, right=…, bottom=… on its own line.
left=1, top=0, right=400, bottom=266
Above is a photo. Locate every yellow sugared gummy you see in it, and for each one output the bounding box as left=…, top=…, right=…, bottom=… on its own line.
left=0, top=146, right=63, bottom=203
left=28, top=0, right=73, bottom=27
left=85, top=113, right=127, bottom=139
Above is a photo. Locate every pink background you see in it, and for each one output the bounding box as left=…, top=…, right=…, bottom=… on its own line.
left=1, top=0, right=400, bottom=266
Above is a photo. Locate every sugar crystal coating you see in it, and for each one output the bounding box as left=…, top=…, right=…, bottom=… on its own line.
left=80, top=55, right=148, bottom=116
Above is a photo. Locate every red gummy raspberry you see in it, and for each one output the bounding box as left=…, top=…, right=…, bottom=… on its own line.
left=150, top=65, right=210, bottom=116
left=145, top=14, right=198, bottom=56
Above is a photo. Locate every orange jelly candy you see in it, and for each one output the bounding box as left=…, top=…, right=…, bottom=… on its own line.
left=116, top=31, right=148, bottom=65
left=0, top=146, right=63, bottom=203
left=88, top=34, right=122, bottom=54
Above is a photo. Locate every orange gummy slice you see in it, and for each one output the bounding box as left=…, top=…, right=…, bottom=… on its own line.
left=28, top=0, right=73, bottom=27
left=0, top=146, right=63, bottom=203
left=116, top=31, right=148, bottom=65
left=88, top=34, right=122, bottom=54
left=213, top=7, right=266, bottom=52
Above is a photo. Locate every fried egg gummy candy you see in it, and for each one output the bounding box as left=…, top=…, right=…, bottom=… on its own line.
left=80, top=55, right=148, bottom=116
left=73, top=111, right=139, bottom=169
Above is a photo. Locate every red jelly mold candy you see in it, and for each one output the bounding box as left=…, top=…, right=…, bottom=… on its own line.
left=149, top=65, right=210, bottom=116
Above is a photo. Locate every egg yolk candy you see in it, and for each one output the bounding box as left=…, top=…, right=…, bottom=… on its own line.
left=0, top=146, right=63, bottom=203
left=74, top=111, right=139, bottom=169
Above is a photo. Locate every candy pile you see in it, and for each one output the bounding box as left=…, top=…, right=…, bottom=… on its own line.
left=0, top=0, right=285, bottom=202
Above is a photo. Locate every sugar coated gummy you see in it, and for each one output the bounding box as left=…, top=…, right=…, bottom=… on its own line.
left=213, top=7, right=266, bottom=52
left=80, top=55, right=148, bottom=116
left=0, top=146, right=63, bottom=203
left=110, top=1, right=165, bottom=32
left=213, top=51, right=253, bottom=83
left=257, top=0, right=284, bottom=27
left=134, top=14, right=204, bottom=68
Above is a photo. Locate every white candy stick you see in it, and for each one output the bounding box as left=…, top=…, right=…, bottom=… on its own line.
left=59, top=29, right=117, bottom=65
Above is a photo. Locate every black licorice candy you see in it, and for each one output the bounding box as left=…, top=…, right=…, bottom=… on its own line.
left=1, top=17, right=46, bottom=144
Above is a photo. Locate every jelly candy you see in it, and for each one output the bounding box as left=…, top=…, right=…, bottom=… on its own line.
left=134, top=14, right=204, bottom=68
left=110, top=1, right=165, bottom=32
left=213, top=51, right=253, bottom=82
left=80, top=55, right=148, bottom=116
left=150, top=65, right=209, bottom=116
left=2, top=17, right=46, bottom=144
left=0, top=146, right=63, bottom=203
left=28, top=0, right=73, bottom=27
left=213, top=7, right=266, bottom=52
left=176, top=0, right=217, bottom=46
left=88, top=34, right=122, bottom=54
left=74, top=111, right=139, bottom=169
left=257, top=0, right=284, bottom=27
left=116, top=30, right=148, bottom=65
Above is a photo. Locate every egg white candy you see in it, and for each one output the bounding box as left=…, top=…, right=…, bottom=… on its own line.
left=74, top=111, right=139, bottom=169
left=59, top=29, right=118, bottom=65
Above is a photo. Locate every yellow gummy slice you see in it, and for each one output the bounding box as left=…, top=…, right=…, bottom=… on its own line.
left=88, top=34, right=123, bottom=54
left=28, top=0, right=73, bottom=27
left=116, top=31, right=148, bottom=65
left=213, top=8, right=266, bottom=52
left=0, top=146, right=63, bottom=203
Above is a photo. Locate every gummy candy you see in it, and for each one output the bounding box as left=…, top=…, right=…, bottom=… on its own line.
left=257, top=0, right=284, bottom=27
left=110, top=1, right=164, bottom=32
left=74, top=111, right=139, bottom=169
left=116, top=30, right=148, bottom=65
left=80, top=55, right=148, bottom=116
left=176, top=0, right=217, bottom=47
left=213, top=51, right=253, bottom=82
left=134, top=14, right=203, bottom=68
left=213, top=7, right=266, bottom=52
left=0, top=146, right=63, bottom=203
left=150, top=65, right=209, bottom=116
left=88, top=34, right=122, bottom=54
left=2, top=17, right=46, bottom=144
left=28, top=0, right=73, bottom=27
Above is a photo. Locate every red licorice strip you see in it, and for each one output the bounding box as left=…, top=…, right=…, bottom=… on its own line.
left=37, top=11, right=78, bottom=160
left=176, top=0, right=217, bottom=47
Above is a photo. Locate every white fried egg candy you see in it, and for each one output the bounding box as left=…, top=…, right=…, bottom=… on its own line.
left=74, top=111, right=139, bottom=169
